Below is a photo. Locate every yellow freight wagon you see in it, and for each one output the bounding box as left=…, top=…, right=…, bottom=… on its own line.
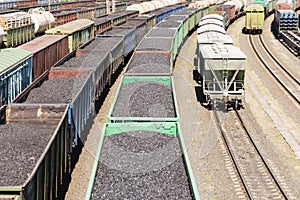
left=243, top=4, right=264, bottom=34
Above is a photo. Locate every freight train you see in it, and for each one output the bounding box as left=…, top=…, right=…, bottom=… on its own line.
left=0, top=0, right=251, bottom=198
left=0, top=2, right=191, bottom=199
left=244, top=0, right=300, bottom=33
left=196, top=14, right=247, bottom=110
left=0, top=3, right=126, bottom=48
left=0, top=0, right=96, bottom=11
left=0, top=0, right=186, bottom=48
left=88, top=6, right=204, bottom=200
left=189, top=0, right=248, bottom=28
left=0, top=1, right=188, bottom=107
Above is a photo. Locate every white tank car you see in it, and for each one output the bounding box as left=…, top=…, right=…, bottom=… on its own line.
left=29, top=7, right=55, bottom=34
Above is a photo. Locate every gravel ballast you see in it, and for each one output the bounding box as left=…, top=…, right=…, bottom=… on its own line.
left=0, top=123, right=55, bottom=186
left=125, top=52, right=171, bottom=74
left=25, top=77, right=85, bottom=104
left=112, top=81, right=176, bottom=118
left=91, top=130, right=192, bottom=200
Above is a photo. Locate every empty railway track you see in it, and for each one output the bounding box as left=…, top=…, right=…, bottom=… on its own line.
left=249, top=34, right=300, bottom=105
left=214, top=110, right=289, bottom=199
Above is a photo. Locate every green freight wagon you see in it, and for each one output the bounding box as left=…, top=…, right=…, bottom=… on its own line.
left=253, top=0, right=270, bottom=14
left=85, top=122, right=200, bottom=200
left=145, top=27, right=181, bottom=61
left=164, top=15, right=189, bottom=41
left=173, top=9, right=197, bottom=32
left=2, top=24, right=35, bottom=48
left=108, top=76, right=180, bottom=123
left=0, top=11, right=35, bottom=48
left=45, top=19, right=94, bottom=52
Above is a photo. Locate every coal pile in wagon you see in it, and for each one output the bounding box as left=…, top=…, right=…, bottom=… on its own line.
left=156, top=20, right=183, bottom=28
left=0, top=123, right=55, bottom=186
left=136, top=38, right=173, bottom=52
left=112, top=81, right=176, bottom=118
left=167, top=15, right=189, bottom=22
left=120, top=20, right=145, bottom=27
left=125, top=52, right=171, bottom=74
left=91, top=130, right=192, bottom=199
left=66, top=37, right=123, bottom=69
left=85, top=37, right=123, bottom=51
left=63, top=52, right=108, bottom=69
left=103, top=27, right=135, bottom=36
left=147, top=28, right=176, bottom=38
left=25, top=77, right=85, bottom=103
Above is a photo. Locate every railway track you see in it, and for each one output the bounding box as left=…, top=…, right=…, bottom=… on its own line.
left=213, top=110, right=289, bottom=199
left=248, top=34, right=300, bottom=105
left=280, top=31, right=300, bottom=56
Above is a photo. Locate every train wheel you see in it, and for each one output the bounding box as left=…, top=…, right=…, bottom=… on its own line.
left=211, top=100, right=217, bottom=110
left=234, top=99, right=238, bottom=110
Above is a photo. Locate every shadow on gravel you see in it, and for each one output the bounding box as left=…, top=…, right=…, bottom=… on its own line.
left=194, top=86, right=206, bottom=105
left=193, top=70, right=210, bottom=110
left=58, top=139, right=84, bottom=200
left=193, top=70, right=202, bottom=83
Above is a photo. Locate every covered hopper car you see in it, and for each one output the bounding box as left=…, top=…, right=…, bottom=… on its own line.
left=243, top=4, right=265, bottom=34
left=198, top=43, right=247, bottom=110
left=197, top=14, right=247, bottom=110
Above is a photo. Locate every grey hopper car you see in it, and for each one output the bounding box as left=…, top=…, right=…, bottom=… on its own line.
left=197, top=43, right=247, bottom=110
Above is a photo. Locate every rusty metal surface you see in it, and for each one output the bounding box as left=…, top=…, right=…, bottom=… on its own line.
left=6, top=104, right=67, bottom=125
left=19, top=35, right=69, bottom=80
left=18, top=35, right=67, bottom=53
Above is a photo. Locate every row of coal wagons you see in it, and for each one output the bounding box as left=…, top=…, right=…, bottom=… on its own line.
left=0, top=4, right=190, bottom=199
left=0, top=18, right=94, bottom=108
left=0, top=3, right=190, bottom=110
left=196, top=13, right=247, bottom=110
left=0, top=32, right=127, bottom=200
left=86, top=6, right=203, bottom=200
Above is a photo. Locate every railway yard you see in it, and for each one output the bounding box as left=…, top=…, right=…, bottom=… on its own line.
left=64, top=14, right=300, bottom=199
left=0, top=0, right=300, bottom=199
